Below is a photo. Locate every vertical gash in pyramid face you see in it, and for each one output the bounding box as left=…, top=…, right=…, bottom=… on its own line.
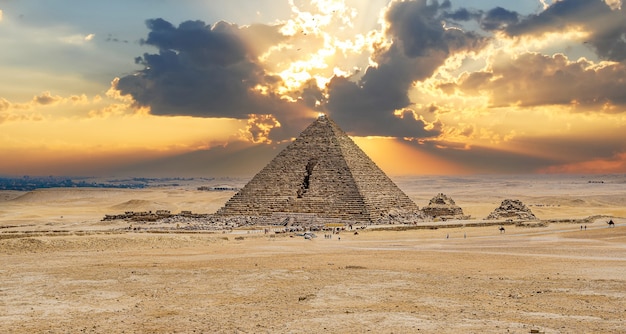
left=217, top=115, right=425, bottom=224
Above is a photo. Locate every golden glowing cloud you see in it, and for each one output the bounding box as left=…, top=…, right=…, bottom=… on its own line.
left=3, top=0, right=626, bottom=176
left=605, top=0, right=622, bottom=10
left=239, top=114, right=281, bottom=144
left=260, top=0, right=380, bottom=96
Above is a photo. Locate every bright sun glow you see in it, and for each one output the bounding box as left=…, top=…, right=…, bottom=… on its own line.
left=353, top=136, right=467, bottom=175
left=264, top=0, right=380, bottom=94
left=3, top=0, right=626, bottom=176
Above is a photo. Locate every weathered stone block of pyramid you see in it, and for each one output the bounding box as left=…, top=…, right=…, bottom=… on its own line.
left=217, top=115, right=423, bottom=224
left=486, top=199, right=538, bottom=220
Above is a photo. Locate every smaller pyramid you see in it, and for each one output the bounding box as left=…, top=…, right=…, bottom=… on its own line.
left=422, top=193, right=466, bottom=219
left=486, top=199, right=537, bottom=220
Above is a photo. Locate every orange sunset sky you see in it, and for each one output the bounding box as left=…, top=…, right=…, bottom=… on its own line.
left=1, top=0, right=626, bottom=177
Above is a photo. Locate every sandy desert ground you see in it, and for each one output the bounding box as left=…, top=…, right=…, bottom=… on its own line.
left=1, top=174, right=625, bottom=333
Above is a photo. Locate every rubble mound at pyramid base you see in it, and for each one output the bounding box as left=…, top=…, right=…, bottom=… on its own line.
left=214, top=210, right=428, bottom=228
left=161, top=211, right=429, bottom=232
left=422, top=193, right=469, bottom=220
left=486, top=199, right=538, bottom=220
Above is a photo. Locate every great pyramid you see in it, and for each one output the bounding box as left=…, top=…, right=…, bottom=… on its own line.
left=216, top=115, right=423, bottom=224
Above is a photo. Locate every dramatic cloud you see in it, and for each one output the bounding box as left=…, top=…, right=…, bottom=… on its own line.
left=116, top=3, right=488, bottom=141
left=443, top=8, right=475, bottom=22
left=240, top=114, right=281, bottom=143
left=98, top=1, right=626, bottom=172
left=504, top=0, right=626, bottom=62
left=448, top=52, right=626, bottom=109
left=326, top=74, right=440, bottom=138
left=113, top=18, right=320, bottom=143
left=441, top=6, right=521, bottom=33
left=5, top=0, right=626, bottom=176
left=479, top=7, right=519, bottom=31
left=116, top=19, right=294, bottom=118
left=324, top=0, right=485, bottom=138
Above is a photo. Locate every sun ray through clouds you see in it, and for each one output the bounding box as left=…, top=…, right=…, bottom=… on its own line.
left=1, top=0, right=626, bottom=176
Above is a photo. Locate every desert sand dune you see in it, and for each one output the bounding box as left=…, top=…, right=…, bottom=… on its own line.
left=1, top=175, right=625, bottom=333
left=109, top=199, right=175, bottom=212
left=0, top=191, right=23, bottom=201
left=1, top=223, right=624, bottom=333
left=9, top=188, right=128, bottom=203
left=0, top=187, right=232, bottom=230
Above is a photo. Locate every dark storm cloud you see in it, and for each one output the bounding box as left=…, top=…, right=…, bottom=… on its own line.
left=444, top=8, right=476, bottom=22
left=443, top=6, right=520, bottom=31
left=385, top=0, right=484, bottom=58
left=116, top=18, right=294, bottom=119
left=325, top=0, right=486, bottom=138
left=326, top=75, right=436, bottom=138
left=142, top=19, right=247, bottom=66
left=480, top=7, right=519, bottom=31
left=450, top=52, right=626, bottom=108
left=504, top=0, right=626, bottom=62
left=299, top=79, right=325, bottom=110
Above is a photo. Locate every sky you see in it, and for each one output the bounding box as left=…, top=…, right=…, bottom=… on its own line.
left=1, top=0, right=626, bottom=177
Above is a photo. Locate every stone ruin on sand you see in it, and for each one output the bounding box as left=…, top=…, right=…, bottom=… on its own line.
left=486, top=199, right=538, bottom=221
left=422, top=193, right=468, bottom=220
left=216, top=115, right=425, bottom=226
